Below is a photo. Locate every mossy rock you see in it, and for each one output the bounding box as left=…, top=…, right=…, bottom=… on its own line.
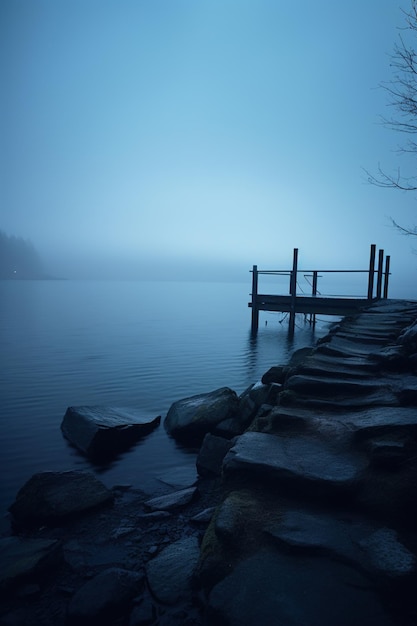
left=197, top=489, right=283, bottom=590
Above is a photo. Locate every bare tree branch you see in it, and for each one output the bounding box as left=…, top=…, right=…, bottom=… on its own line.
left=368, top=1, right=417, bottom=236
left=365, top=164, right=417, bottom=191
left=391, top=218, right=417, bottom=236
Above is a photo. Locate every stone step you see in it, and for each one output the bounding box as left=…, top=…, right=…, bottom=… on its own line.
left=285, top=374, right=396, bottom=399
left=222, top=431, right=366, bottom=498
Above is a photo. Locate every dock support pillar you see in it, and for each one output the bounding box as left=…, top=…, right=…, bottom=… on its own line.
left=383, top=255, right=390, bottom=299
left=310, top=270, right=318, bottom=327
left=289, top=248, right=298, bottom=334
left=376, top=248, right=384, bottom=299
left=251, top=265, right=259, bottom=333
left=367, top=244, right=376, bottom=300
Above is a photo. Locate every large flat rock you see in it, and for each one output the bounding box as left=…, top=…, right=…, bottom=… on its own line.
left=285, top=374, right=392, bottom=397
left=223, top=432, right=366, bottom=496
left=293, top=357, right=377, bottom=380
left=317, top=337, right=396, bottom=358
left=207, top=548, right=396, bottom=626
left=336, top=406, right=417, bottom=440
left=61, top=406, right=161, bottom=460
left=263, top=509, right=416, bottom=579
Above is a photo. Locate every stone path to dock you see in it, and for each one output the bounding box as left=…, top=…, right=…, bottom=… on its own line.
left=203, top=299, right=417, bottom=625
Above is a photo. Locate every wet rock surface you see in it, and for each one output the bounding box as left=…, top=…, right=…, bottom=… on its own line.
left=61, top=406, right=161, bottom=460
left=8, top=471, right=114, bottom=530
left=1, top=479, right=221, bottom=625
left=164, top=387, right=239, bottom=443
left=2, top=299, right=417, bottom=625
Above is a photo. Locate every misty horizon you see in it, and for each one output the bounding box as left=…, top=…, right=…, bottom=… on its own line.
left=1, top=1, right=416, bottom=297
left=1, top=227, right=415, bottom=299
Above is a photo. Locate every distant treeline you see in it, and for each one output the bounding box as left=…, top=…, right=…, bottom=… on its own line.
left=0, top=230, right=45, bottom=279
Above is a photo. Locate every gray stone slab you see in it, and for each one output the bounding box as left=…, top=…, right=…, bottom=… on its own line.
left=223, top=432, right=365, bottom=493
left=207, top=549, right=395, bottom=626
left=146, top=536, right=200, bottom=605
left=144, top=486, right=197, bottom=512
left=283, top=373, right=400, bottom=409
left=156, top=465, right=198, bottom=489
left=286, top=374, right=388, bottom=397
left=263, top=509, right=416, bottom=578
left=317, top=336, right=395, bottom=358
left=336, top=406, right=417, bottom=440
left=61, top=406, right=161, bottom=459
left=294, top=360, right=375, bottom=380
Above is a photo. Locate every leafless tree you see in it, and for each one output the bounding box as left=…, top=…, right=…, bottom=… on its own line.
left=366, top=0, right=417, bottom=237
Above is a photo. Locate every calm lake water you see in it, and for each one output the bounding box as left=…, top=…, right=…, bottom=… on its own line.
left=0, top=279, right=335, bottom=530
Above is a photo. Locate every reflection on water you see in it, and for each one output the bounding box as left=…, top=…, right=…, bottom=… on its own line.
left=0, top=280, right=335, bottom=530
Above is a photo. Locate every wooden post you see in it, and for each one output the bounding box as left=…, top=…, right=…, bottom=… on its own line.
left=367, top=244, right=376, bottom=300
left=289, top=248, right=298, bottom=334
left=383, top=255, right=390, bottom=299
left=251, top=265, right=259, bottom=333
left=376, top=249, right=384, bottom=299
left=312, top=271, right=318, bottom=297
left=311, top=270, right=318, bottom=326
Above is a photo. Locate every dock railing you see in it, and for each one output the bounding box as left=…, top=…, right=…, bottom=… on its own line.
left=250, top=244, right=390, bottom=333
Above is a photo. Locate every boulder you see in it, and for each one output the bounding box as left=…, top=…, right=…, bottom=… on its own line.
left=61, top=406, right=161, bottom=460
left=67, top=567, right=144, bottom=625
left=164, top=387, right=239, bottom=443
left=146, top=536, right=200, bottom=605
left=261, top=365, right=286, bottom=384
left=9, top=470, right=114, bottom=528
left=196, top=433, right=234, bottom=477
left=214, top=491, right=259, bottom=545
left=234, top=382, right=282, bottom=429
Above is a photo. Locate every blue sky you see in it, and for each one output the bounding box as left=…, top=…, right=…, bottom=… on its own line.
left=1, top=0, right=416, bottom=294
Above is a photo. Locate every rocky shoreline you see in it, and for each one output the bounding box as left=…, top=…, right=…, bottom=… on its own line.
left=1, top=299, right=417, bottom=625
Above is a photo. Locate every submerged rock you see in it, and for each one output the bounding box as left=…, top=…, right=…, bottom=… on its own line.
left=61, top=406, right=161, bottom=460
left=164, top=387, right=239, bottom=443
left=9, top=470, right=114, bottom=528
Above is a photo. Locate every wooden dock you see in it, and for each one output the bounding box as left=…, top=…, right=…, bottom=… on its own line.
left=249, top=244, right=391, bottom=333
